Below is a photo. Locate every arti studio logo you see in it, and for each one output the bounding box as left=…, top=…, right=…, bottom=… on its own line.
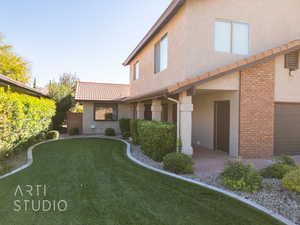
left=13, top=185, right=68, bottom=212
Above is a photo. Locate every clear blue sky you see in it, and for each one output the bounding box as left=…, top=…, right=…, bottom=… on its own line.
left=0, top=0, right=171, bottom=87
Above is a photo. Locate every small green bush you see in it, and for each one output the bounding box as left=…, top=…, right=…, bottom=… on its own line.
left=69, top=128, right=79, bottom=136
left=46, top=130, right=60, bottom=140
left=163, top=152, right=193, bottom=174
left=105, top=128, right=116, bottom=136
left=260, top=163, right=296, bottom=179
left=119, top=118, right=130, bottom=138
left=122, top=131, right=130, bottom=140
left=274, top=155, right=296, bottom=166
left=282, top=167, right=300, bottom=193
left=130, top=120, right=139, bottom=144
left=138, top=120, right=176, bottom=162
left=221, top=161, right=262, bottom=193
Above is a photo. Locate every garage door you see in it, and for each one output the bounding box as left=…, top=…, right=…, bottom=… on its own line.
left=275, top=103, right=300, bottom=155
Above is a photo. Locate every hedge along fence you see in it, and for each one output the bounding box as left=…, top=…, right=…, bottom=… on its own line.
left=135, top=120, right=177, bottom=162
left=0, top=87, right=56, bottom=158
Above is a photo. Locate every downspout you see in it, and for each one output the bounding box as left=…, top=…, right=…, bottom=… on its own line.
left=168, top=97, right=180, bottom=152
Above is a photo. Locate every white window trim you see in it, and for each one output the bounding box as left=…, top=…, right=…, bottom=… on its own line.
left=133, top=61, right=140, bottom=81
left=215, top=19, right=250, bottom=55
left=154, top=34, right=168, bottom=74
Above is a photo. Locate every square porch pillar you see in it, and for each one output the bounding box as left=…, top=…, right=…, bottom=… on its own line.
left=136, top=103, right=145, bottom=120
left=151, top=99, right=162, bottom=121
left=179, top=91, right=194, bottom=155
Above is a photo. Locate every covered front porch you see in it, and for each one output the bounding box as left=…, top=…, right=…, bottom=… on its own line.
left=130, top=72, right=240, bottom=158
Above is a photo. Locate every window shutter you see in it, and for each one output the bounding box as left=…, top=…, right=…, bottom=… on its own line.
left=285, top=51, right=299, bottom=71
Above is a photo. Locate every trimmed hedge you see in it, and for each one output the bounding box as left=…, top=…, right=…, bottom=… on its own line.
left=137, top=120, right=176, bottom=162
left=119, top=118, right=130, bottom=138
left=163, top=152, right=193, bottom=174
left=0, top=87, right=56, bottom=158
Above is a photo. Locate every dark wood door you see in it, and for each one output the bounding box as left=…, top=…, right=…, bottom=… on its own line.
left=275, top=103, right=300, bottom=155
left=214, top=101, right=230, bottom=153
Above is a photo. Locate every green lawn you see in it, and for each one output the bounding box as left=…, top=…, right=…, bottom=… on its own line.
left=0, top=138, right=283, bottom=225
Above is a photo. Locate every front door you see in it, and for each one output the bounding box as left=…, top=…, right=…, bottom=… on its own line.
left=214, top=101, right=230, bottom=153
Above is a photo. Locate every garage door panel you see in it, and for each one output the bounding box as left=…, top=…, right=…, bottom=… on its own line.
left=275, top=103, right=300, bottom=155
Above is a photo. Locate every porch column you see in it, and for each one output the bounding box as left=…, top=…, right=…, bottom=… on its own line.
left=151, top=99, right=162, bottom=121
left=136, top=103, right=145, bottom=120
left=179, top=91, right=193, bottom=155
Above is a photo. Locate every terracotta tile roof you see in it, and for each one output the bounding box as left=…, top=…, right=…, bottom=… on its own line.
left=123, top=0, right=185, bottom=66
left=0, top=74, right=49, bottom=98
left=168, top=40, right=300, bottom=93
left=75, top=81, right=130, bottom=102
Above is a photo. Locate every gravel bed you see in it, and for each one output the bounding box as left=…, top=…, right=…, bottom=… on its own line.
left=131, top=145, right=300, bottom=225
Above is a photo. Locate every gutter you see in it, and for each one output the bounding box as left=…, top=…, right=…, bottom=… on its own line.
left=167, top=97, right=180, bottom=152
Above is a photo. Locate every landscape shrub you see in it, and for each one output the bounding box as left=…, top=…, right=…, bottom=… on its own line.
left=130, top=120, right=139, bottom=144
left=221, top=161, right=262, bottom=193
left=46, top=130, right=60, bottom=140
left=119, top=118, right=130, bottom=138
left=68, top=128, right=79, bottom=136
left=137, top=120, right=176, bottom=162
left=163, top=152, right=193, bottom=174
left=105, top=128, right=116, bottom=136
left=260, top=163, right=296, bottom=179
left=274, top=155, right=296, bottom=166
left=0, top=87, right=56, bottom=159
left=282, top=167, right=300, bottom=193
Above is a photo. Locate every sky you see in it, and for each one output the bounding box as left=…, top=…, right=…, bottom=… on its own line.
left=0, top=0, right=171, bottom=87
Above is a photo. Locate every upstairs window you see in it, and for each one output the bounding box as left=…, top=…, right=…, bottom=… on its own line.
left=133, top=61, right=140, bottom=80
left=155, top=34, right=168, bottom=73
left=215, top=20, right=249, bottom=55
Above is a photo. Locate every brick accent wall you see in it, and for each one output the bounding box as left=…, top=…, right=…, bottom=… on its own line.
left=67, top=112, right=83, bottom=134
left=239, top=60, right=275, bottom=158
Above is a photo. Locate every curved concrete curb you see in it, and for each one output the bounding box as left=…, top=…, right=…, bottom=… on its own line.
left=0, top=136, right=296, bottom=225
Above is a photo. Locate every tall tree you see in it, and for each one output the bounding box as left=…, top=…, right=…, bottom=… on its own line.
left=0, top=34, right=30, bottom=83
left=48, top=73, right=79, bottom=130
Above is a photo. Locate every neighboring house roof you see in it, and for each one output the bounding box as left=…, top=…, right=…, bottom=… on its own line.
left=75, top=81, right=130, bottom=102
left=123, top=0, right=185, bottom=66
left=0, top=74, right=49, bottom=98
left=38, top=86, right=49, bottom=95
left=168, top=39, right=300, bottom=94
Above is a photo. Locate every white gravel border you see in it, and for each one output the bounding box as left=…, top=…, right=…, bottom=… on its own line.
left=0, top=136, right=296, bottom=225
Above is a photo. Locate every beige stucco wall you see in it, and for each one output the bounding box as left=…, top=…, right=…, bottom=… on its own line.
left=129, top=4, right=187, bottom=96
left=275, top=52, right=300, bottom=102
left=192, top=91, right=239, bottom=157
left=82, top=102, right=133, bottom=134
left=196, top=72, right=240, bottom=91
left=128, top=0, right=300, bottom=97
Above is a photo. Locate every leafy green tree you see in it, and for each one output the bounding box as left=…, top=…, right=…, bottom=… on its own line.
left=48, top=73, right=79, bottom=130
left=0, top=34, right=30, bottom=83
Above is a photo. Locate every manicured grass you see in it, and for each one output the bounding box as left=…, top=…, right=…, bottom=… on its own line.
left=0, top=138, right=283, bottom=225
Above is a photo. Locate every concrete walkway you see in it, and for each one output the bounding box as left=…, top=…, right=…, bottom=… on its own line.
left=192, top=147, right=300, bottom=177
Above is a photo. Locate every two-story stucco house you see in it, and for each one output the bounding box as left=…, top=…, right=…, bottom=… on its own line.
left=75, top=0, right=300, bottom=159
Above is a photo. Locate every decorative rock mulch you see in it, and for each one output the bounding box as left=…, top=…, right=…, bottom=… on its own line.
left=131, top=145, right=300, bottom=225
